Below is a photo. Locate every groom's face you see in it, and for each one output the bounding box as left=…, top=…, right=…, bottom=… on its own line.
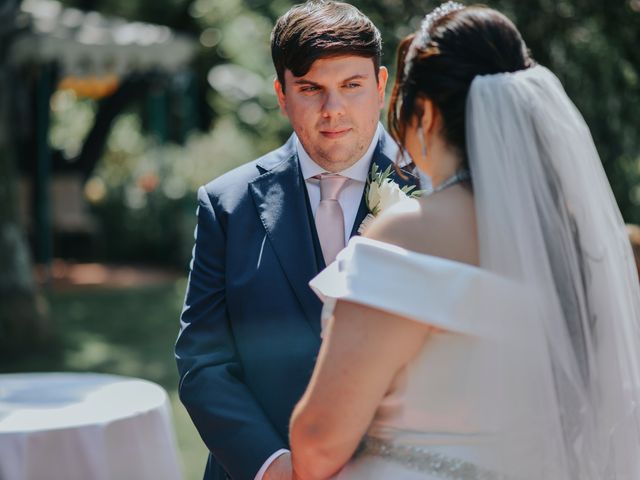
left=275, top=56, right=388, bottom=173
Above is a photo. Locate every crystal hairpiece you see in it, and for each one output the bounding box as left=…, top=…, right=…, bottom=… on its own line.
left=404, top=1, right=465, bottom=77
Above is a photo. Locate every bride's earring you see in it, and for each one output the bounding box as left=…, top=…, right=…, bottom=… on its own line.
left=417, top=125, right=428, bottom=161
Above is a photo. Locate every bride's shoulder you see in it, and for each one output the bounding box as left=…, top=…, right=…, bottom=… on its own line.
left=364, top=187, right=478, bottom=266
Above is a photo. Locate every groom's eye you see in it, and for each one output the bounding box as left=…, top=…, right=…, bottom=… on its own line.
left=299, top=85, right=320, bottom=93
left=344, top=82, right=361, bottom=89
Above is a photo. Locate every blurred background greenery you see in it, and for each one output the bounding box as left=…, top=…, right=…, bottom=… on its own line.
left=26, top=0, right=640, bottom=267
left=1, top=0, right=639, bottom=479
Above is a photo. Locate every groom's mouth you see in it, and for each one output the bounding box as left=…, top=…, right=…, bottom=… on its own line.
left=320, top=128, right=352, bottom=139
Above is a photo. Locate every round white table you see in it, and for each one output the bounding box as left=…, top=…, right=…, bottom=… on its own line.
left=0, top=372, right=183, bottom=480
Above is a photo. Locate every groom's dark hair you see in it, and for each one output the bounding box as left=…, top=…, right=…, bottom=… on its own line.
left=271, top=1, right=382, bottom=91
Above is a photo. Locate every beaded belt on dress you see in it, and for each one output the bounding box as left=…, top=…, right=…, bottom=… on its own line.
left=358, top=437, right=511, bottom=480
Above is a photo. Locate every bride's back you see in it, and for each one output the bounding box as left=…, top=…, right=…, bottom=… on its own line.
left=365, top=184, right=478, bottom=267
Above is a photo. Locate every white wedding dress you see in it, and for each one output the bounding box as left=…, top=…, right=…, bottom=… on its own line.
left=310, top=236, right=530, bottom=480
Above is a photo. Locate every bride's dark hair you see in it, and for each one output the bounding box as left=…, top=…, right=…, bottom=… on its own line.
left=388, top=6, right=533, bottom=161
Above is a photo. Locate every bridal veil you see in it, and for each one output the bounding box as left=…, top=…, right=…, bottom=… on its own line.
left=466, top=65, right=640, bottom=478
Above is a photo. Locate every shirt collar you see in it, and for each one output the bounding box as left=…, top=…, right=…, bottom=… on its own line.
left=297, top=123, right=381, bottom=182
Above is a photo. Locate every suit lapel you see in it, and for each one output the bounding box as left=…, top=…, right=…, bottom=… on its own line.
left=249, top=145, right=322, bottom=336
left=350, top=187, right=371, bottom=239
left=349, top=130, right=419, bottom=238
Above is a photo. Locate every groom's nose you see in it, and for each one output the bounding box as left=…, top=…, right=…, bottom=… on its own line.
left=321, top=89, right=346, bottom=118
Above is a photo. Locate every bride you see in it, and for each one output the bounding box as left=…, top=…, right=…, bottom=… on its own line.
left=289, top=2, right=640, bottom=479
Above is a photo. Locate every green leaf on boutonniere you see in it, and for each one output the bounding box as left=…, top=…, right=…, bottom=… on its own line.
left=401, top=185, right=422, bottom=198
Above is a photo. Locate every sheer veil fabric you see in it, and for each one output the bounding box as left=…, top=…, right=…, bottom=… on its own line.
left=466, top=65, right=640, bottom=478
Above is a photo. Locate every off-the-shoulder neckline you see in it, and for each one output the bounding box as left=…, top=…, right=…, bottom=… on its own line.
left=344, top=236, right=487, bottom=275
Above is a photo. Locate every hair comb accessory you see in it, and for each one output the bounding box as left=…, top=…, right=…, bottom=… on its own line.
left=404, top=1, right=465, bottom=77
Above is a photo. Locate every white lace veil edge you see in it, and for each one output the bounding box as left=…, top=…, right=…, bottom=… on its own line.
left=466, top=65, right=640, bottom=479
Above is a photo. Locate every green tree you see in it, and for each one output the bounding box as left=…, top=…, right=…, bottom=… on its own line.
left=0, top=0, right=52, bottom=358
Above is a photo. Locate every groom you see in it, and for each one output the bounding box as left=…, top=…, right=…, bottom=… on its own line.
left=175, top=2, right=417, bottom=479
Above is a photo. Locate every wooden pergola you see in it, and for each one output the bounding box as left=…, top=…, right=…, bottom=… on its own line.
left=7, top=0, right=199, bottom=270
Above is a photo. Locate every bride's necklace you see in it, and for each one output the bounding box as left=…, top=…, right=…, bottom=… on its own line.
left=429, top=169, right=471, bottom=195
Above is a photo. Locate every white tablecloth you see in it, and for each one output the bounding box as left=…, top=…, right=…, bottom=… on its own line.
left=0, top=372, right=182, bottom=480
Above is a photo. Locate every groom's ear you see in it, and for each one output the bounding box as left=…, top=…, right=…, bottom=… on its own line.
left=274, top=78, right=288, bottom=117
left=377, top=66, right=388, bottom=108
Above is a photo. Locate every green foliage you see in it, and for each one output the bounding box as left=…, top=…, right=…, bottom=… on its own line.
left=50, top=91, right=97, bottom=159
left=88, top=114, right=262, bottom=265
left=486, top=0, right=640, bottom=222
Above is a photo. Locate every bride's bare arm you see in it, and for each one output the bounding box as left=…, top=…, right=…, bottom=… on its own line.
left=289, top=300, right=430, bottom=480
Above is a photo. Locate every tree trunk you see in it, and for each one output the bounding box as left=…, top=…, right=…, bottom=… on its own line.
left=0, top=0, right=53, bottom=359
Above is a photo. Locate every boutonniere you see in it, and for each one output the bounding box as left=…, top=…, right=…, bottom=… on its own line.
left=358, top=164, right=422, bottom=234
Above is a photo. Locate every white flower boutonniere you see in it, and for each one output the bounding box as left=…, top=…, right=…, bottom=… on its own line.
left=358, top=164, right=422, bottom=234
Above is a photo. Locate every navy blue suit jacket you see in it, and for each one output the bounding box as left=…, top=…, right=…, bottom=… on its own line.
left=175, top=130, right=417, bottom=480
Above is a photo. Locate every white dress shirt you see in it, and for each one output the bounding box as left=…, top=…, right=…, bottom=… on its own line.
left=253, top=126, right=381, bottom=480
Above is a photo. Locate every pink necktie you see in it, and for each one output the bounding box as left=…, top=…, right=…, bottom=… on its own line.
left=315, top=174, right=349, bottom=264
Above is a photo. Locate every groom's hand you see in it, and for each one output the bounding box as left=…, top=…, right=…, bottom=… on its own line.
left=264, top=452, right=292, bottom=480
